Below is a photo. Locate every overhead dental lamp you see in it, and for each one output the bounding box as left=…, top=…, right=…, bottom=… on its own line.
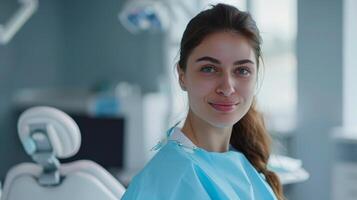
left=0, top=0, right=38, bottom=45
left=118, top=0, right=201, bottom=34
left=118, top=0, right=170, bottom=34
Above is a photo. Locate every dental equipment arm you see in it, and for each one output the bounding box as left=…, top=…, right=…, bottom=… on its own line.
left=0, top=0, right=38, bottom=45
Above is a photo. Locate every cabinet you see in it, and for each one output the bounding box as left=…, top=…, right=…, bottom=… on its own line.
left=331, top=129, right=357, bottom=200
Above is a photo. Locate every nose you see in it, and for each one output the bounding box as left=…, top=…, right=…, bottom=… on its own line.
left=216, top=73, right=235, bottom=97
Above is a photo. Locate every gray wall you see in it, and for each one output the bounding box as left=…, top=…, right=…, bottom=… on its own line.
left=0, top=0, right=164, bottom=180
left=60, top=0, right=164, bottom=90
left=291, top=0, right=343, bottom=199
left=0, top=0, right=65, bottom=181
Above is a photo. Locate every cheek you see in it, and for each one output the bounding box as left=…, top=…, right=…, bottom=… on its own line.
left=237, top=77, right=256, bottom=98
left=239, top=83, right=255, bottom=98
left=187, top=76, right=215, bottom=94
left=186, top=76, right=216, bottom=98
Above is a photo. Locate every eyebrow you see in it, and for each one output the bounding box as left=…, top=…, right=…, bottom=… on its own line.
left=196, top=56, right=254, bottom=65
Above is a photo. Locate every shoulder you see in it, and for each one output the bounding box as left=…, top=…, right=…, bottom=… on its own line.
left=133, top=141, right=195, bottom=182
left=122, top=142, right=209, bottom=199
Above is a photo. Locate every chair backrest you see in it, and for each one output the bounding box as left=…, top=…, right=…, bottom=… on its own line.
left=0, top=106, right=125, bottom=200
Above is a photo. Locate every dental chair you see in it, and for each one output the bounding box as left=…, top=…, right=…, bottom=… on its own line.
left=0, top=106, right=126, bottom=200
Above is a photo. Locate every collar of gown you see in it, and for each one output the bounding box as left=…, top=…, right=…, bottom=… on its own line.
left=168, top=127, right=198, bottom=151
left=168, top=127, right=240, bottom=155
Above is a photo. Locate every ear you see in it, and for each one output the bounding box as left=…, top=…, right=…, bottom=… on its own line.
left=177, top=65, right=187, bottom=91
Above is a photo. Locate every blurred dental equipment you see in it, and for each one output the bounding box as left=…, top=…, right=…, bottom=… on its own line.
left=0, top=106, right=125, bottom=200
left=0, top=0, right=38, bottom=45
left=118, top=0, right=201, bottom=34
left=268, top=154, right=309, bottom=185
left=12, top=85, right=167, bottom=186
left=118, top=0, right=169, bottom=33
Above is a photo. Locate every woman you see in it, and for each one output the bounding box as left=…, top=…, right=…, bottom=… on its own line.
left=122, top=3, right=284, bottom=200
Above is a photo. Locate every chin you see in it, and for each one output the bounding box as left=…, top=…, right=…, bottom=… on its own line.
left=206, top=114, right=245, bottom=128
left=208, top=119, right=237, bottom=129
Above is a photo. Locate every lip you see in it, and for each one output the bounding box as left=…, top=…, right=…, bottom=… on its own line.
left=209, top=102, right=239, bottom=112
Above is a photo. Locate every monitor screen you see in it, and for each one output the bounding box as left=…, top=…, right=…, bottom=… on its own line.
left=61, top=114, right=125, bottom=169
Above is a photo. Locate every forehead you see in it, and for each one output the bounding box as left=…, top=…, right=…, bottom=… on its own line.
left=188, top=31, right=255, bottom=62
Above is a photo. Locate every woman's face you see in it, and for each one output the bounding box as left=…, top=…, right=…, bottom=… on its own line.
left=179, top=31, right=257, bottom=128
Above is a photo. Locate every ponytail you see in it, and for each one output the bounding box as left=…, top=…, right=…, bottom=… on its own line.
left=230, top=100, right=285, bottom=200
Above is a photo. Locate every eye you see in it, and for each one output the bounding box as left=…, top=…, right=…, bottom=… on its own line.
left=200, top=65, right=217, bottom=73
left=235, top=67, right=251, bottom=77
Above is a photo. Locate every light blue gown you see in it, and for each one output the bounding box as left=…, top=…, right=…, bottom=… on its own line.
left=121, top=126, right=277, bottom=200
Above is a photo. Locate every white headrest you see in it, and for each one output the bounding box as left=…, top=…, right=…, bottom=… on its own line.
left=18, top=106, right=81, bottom=159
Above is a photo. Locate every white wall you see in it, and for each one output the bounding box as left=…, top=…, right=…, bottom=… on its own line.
left=343, top=0, right=357, bottom=129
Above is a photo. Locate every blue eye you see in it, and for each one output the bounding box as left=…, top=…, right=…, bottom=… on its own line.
left=200, top=66, right=216, bottom=73
left=236, top=67, right=251, bottom=76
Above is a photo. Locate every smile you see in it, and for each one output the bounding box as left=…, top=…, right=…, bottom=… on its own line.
left=209, top=102, right=239, bottom=112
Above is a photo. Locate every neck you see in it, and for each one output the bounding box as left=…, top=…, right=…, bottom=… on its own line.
left=181, top=110, right=232, bottom=152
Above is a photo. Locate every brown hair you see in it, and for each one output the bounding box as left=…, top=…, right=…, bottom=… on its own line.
left=178, top=3, right=284, bottom=199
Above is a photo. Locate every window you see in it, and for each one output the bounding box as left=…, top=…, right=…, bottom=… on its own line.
left=250, top=0, right=297, bottom=133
